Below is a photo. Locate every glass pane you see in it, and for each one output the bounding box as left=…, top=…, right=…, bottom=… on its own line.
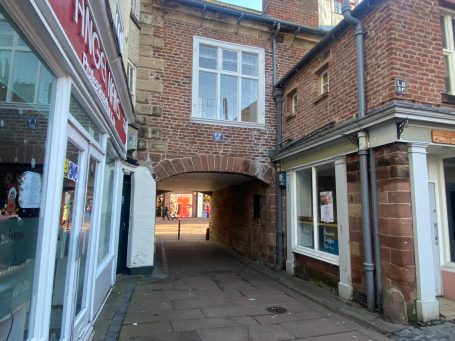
left=12, top=51, right=38, bottom=103
left=242, top=52, right=258, bottom=76
left=0, top=49, right=12, bottom=101
left=36, top=67, right=53, bottom=105
left=69, top=95, right=103, bottom=144
left=452, top=18, right=455, bottom=50
left=198, top=71, right=217, bottom=119
left=441, top=16, right=448, bottom=50
left=443, top=158, right=455, bottom=262
left=199, top=45, right=217, bottom=69
left=241, top=78, right=258, bottom=122
left=296, top=168, right=314, bottom=248
left=75, top=156, right=97, bottom=316
left=222, top=50, right=237, bottom=72
left=444, top=55, right=451, bottom=93
left=0, top=8, right=54, bottom=340
left=220, top=75, right=238, bottom=121
left=0, top=19, right=13, bottom=46
left=97, top=151, right=116, bottom=264
left=50, top=141, right=80, bottom=340
left=316, top=164, right=338, bottom=255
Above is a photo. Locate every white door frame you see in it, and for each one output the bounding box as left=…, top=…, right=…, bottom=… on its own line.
left=59, top=122, right=105, bottom=340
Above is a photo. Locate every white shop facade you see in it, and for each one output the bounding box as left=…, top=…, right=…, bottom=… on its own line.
left=0, top=1, right=155, bottom=340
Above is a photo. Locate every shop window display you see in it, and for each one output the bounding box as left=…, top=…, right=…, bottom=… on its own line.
left=0, top=8, right=55, bottom=340
left=295, top=164, right=339, bottom=258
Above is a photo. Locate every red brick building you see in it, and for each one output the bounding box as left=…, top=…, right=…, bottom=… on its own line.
left=273, top=0, right=455, bottom=323
left=136, top=0, right=325, bottom=265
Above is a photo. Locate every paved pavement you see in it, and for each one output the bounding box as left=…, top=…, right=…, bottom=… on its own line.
left=92, top=220, right=455, bottom=340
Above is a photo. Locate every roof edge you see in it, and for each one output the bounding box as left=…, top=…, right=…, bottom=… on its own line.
left=173, top=0, right=327, bottom=36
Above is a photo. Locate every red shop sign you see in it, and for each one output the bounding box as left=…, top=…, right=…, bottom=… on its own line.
left=48, top=0, right=127, bottom=145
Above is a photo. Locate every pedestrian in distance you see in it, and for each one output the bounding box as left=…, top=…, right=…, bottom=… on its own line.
left=162, top=204, right=170, bottom=220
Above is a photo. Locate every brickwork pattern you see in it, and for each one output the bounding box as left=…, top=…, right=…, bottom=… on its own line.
left=281, top=0, right=446, bottom=147
left=347, top=143, right=416, bottom=318
left=210, top=181, right=277, bottom=264
left=293, top=253, right=339, bottom=291
left=263, top=0, right=319, bottom=28
left=137, top=0, right=321, bottom=266
left=152, top=154, right=274, bottom=184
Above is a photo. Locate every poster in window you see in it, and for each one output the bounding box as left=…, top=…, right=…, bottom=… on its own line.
left=319, top=191, right=334, bottom=223
left=18, top=171, right=41, bottom=209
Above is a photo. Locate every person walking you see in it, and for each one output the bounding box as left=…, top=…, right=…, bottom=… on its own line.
left=162, top=204, right=170, bottom=220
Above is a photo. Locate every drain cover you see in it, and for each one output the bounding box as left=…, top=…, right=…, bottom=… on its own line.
left=267, top=306, right=287, bottom=314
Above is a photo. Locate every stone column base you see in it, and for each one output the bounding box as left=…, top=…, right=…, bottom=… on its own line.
left=416, top=299, right=439, bottom=322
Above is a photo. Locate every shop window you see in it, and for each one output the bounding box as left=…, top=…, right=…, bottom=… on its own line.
left=0, top=8, right=55, bottom=340
left=69, top=95, right=102, bottom=144
left=97, top=146, right=116, bottom=264
left=295, top=163, right=338, bottom=261
left=192, top=37, right=265, bottom=126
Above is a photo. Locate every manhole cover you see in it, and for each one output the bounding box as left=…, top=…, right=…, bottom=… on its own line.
left=267, top=306, right=287, bottom=314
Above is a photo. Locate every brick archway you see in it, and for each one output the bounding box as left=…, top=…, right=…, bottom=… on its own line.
left=151, top=155, right=274, bottom=184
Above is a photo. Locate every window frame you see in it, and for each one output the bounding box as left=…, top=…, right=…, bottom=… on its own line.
left=126, top=61, right=136, bottom=103
left=191, top=36, right=265, bottom=127
left=441, top=11, right=455, bottom=94
left=131, top=0, right=140, bottom=18
left=293, top=161, right=339, bottom=265
left=320, top=69, right=329, bottom=95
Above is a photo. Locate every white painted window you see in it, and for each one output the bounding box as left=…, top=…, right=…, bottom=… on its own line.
left=334, top=0, right=343, bottom=14
left=294, top=163, right=339, bottom=264
left=114, top=0, right=125, bottom=51
left=131, top=0, right=140, bottom=18
left=321, top=69, right=329, bottom=95
left=192, top=36, right=265, bottom=126
left=127, top=61, right=136, bottom=102
left=441, top=13, right=455, bottom=94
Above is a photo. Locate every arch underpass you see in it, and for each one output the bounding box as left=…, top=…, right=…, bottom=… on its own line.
left=151, top=154, right=278, bottom=265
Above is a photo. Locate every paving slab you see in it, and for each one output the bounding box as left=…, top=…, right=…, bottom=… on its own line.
left=93, top=232, right=392, bottom=341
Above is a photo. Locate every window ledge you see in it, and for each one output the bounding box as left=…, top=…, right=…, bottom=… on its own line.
left=285, top=113, right=296, bottom=121
left=191, top=116, right=265, bottom=129
left=313, top=92, right=328, bottom=104
left=441, top=93, right=455, bottom=105
left=292, top=246, right=339, bottom=266
left=130, top=11, right=141, bottom=29
left=441, top=263, right=455, bottom=273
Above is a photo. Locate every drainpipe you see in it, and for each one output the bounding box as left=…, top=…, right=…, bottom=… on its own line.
left=273, top=87, right=284, bottom=270
left=370, top=149, right=383, bottom=314
left=272, top=21, right=284, bottom=270
left=342, top=1, right=375, bottom=312
left=272, top=22, right=281, bottom=85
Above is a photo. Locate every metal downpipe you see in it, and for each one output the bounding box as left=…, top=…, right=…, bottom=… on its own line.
left=370, top=149, right=383, bottom=313
left=343, top=0, right=375, bottom=312
left=359, top=134, right=375, bottom=312
left=273, top=21, right=283, bottom=270
left=273, top=87, right=284, bottom=270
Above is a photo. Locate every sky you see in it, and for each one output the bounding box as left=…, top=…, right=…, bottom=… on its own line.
left=218, top=0, right=262, bottom=11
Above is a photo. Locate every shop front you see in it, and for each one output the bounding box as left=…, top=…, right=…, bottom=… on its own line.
left=0, top=0, right=134, bottom=339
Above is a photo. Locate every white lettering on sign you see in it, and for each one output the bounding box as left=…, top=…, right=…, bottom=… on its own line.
left=73, top=0, right=123, bottom=136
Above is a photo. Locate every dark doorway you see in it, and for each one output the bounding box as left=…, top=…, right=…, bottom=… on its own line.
left=117, top=174, right=131, bottom=274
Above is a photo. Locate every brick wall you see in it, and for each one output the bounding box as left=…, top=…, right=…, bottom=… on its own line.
left=294, top=254, right=339, bottom=290
left=210, top=180, right=277, bottom=264
left=137, top=0, right=322, bottom=265
left=262, top=0, right=319, bottom=28
left=347, top=143, right=417, bottom=322
left=281, top=0, right=446, bottom=146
